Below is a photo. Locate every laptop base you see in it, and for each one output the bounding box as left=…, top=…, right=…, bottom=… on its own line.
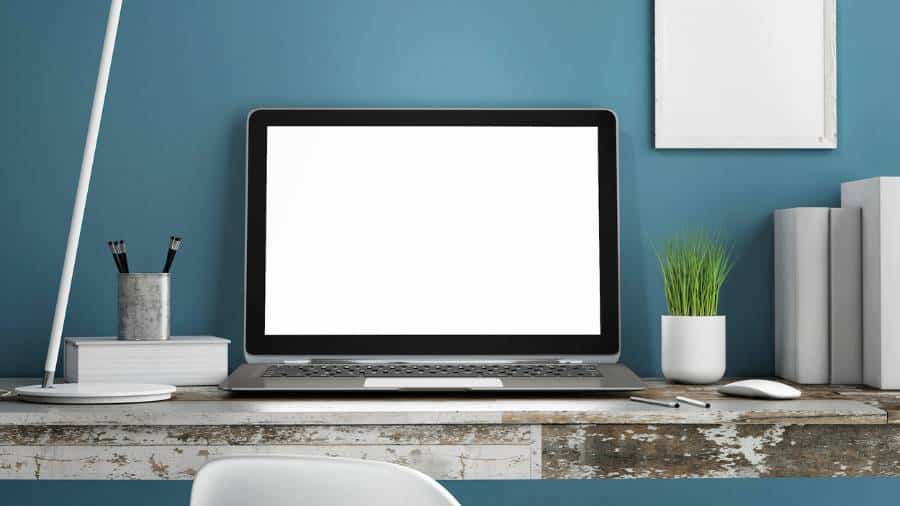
left=222, top=362, right=643, bottom=392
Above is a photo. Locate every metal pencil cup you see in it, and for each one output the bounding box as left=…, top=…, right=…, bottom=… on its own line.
left=117, top=273, right=170, bottom=340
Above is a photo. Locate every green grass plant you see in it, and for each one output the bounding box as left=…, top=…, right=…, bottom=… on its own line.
left=657, top=230, right=733, bottom=316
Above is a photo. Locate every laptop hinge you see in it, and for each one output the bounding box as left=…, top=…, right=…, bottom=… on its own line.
left=281, top=358, right=586, bottom=365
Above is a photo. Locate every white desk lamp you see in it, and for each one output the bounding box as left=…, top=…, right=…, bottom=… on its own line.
left=15, top=0, right=175, bottom=403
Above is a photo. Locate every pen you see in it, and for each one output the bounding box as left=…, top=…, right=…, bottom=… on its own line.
left=108, top=241, right=123, bottom=273
left=630, top=396, right=680, bottom=408
left=675, top=396, right=711, bottom=408
left=112, top=241, right=120, bottom=266
left=118, top=240, right=130, bottom=273
left=162, top=236, right=182, bottom=273
left=113, top=241, right=124, bottom=271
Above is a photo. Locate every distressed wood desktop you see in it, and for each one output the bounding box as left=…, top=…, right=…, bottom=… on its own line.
left=0, top=378, right=897, bottom=480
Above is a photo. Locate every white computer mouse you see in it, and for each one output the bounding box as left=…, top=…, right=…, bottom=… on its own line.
left=717, top=379, right=801, bottom=399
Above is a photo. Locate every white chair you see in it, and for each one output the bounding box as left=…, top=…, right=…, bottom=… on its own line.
left=189, top=455, right=461, bottom=506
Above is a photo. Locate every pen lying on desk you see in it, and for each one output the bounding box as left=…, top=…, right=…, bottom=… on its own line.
left=630, top=396, right=680, bottom=408
left=676, top=396, right=711, bottom=408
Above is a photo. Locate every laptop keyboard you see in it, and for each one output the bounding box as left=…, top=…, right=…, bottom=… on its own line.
left=262, top=363, right=604, bottom=378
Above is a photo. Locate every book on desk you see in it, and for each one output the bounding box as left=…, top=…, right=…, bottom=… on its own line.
left=64, top=336, right=229, bottom=386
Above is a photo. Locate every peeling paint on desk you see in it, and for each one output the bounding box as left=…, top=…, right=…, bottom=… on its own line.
left=0, top=444, right=532, bottom=480
left=0, top=424, right=532, bottom=447
left=542, top=424, right=900, bottom=479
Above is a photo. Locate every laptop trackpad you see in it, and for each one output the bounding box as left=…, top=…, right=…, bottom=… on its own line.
left=363, top=377, right=504, bottom=389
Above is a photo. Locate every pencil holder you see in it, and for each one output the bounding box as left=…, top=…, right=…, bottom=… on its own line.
left=118, top=273, right=170, bottom=340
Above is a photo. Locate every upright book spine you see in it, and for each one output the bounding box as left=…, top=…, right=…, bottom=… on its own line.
left=774, top=208, right=830, bottom=384
left=829, top=207, right=862, bottom=384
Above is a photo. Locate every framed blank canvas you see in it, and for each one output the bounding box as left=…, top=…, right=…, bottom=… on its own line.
left=655, top=0, right=836, bottom=149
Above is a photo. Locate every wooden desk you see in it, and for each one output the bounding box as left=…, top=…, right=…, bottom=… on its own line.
left=0, top=378, right=897, bottom=480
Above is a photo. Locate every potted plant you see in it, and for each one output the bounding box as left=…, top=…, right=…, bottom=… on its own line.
left=657, top=231, right=733, bottom=384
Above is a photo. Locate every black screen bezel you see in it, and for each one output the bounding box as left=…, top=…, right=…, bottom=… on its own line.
left=246, top=109, right=619, bottom=356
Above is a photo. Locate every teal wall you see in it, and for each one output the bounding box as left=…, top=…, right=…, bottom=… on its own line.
left=2, top=0, right=899, bottom=504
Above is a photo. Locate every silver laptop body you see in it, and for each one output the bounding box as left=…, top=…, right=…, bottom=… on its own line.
left=223, top=109, right=643, bottom=392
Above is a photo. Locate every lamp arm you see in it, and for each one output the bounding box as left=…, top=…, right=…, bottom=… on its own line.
left=42, top=0, right=123, bottom=388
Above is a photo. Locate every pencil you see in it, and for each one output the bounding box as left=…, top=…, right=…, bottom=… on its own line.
left=119, top=240, right=130, bottom=273
left=108, top=241, right=123, bottom=273
left=114, top=241, right=124, bottom=271
left=162, top=236, right=182, bottom=273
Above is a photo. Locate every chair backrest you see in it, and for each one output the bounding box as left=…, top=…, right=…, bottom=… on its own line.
left=189, top=455, right=461, bottom=506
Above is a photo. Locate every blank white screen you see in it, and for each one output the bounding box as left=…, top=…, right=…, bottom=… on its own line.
left=265, top=126, right=601, bottom=335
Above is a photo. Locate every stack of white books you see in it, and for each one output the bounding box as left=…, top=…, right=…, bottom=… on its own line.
left=64, top=336, right=229, bottom=386
left=774, top=207, right=861, bottom=385
left=842, top=177, right=900, bottom=389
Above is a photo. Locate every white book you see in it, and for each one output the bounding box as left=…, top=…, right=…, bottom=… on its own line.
left=842, top=177, right=900, bottom=389
left=64, top=336, right=229, bottom=386
left=774, top=208, right=830, bottom=384
left=829, top=207, right=862, bottom=384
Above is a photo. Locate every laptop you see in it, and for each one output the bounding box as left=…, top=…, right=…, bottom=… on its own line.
left=223, top=109, right=643, bottom=392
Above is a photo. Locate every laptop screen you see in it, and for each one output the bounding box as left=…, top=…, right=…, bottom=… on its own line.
left=264, top=125, right=601, bottom=336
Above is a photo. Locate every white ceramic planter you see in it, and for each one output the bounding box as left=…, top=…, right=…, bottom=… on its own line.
left=661, top=315, right=726, bottom=384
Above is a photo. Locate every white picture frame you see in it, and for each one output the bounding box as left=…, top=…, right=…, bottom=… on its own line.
left=654, top=0, right=836, bottom=149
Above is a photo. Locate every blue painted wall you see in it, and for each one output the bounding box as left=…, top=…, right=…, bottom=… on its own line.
left=2, top=0, right=899, bottom=504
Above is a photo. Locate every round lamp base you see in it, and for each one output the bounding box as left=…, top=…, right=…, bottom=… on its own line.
left=14, top=382, right=175, bottom=404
